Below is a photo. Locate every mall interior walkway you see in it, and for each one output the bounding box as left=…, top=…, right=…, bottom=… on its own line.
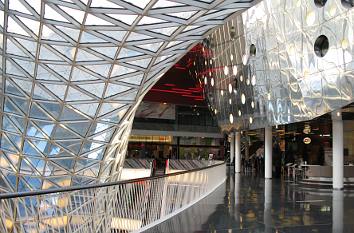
left=144, top=168, right=354, bottom=233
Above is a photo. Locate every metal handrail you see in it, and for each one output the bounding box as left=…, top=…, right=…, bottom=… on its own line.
left=0, top=161, right=225, bottom=200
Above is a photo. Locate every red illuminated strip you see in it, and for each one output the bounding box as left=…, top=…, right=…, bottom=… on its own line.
left=171, top=88, right=201, bottom=93
left=150, top=89, right=191, bottom=95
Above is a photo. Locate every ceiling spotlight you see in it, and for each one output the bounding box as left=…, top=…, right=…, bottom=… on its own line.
left=238, top=110, right=242, bottom=116
left=246, top=78, right=250, bottom=85
left=211, top=78, right=214, bottom=86
left=214, top=109, right=218, bottom=114
left=240, top=75, right=243, bottom=82
left=229, top=98, right=232, bottom=105
left=204, top=76, right=207, bottom=85
left=221, top=90, right=224, bottom=96
left=249, top=117, right=253, bottom=124
left=251, top=101, right=255, bottom=108
left=230, top=54, right=234, bottom=61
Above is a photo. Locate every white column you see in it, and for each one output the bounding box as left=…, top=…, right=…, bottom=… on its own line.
left=235, top=131, right=241, bottom=173
left=230, top=132, right=235, bottom=166
left=332, top=111, right=344, bottom=190
left=234, top=173, right=241, bottom=205
left=332, top=190, right=344, bottom=233
left=264, top=179, right=272, bottom=233
left=265, top=126, right=272, bottom=179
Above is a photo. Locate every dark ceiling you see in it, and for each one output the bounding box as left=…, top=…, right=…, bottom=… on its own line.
left=143, top=44, right=208, bottom=107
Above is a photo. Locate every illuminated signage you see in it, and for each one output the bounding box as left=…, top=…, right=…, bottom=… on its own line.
left=303, top=137, right=311, bottom=144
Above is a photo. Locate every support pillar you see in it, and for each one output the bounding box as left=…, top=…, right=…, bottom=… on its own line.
left=332, top=111, right=344, bottom=190
left=235, top=131, right=241, bottom=173
left=264, top=179, right=272, bottom=233
left=230, top=132, right=235, bottom=166
left=265, top=126, right=272, bottom=179
left=332, top=190, right=344, bottom=233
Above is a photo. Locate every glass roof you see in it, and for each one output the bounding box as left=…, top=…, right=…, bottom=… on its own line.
left=0, top=0, right=252, bottom=192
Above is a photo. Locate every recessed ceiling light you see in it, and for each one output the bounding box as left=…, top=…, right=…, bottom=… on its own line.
left=211, top=78, right=214, bottom=86
left=241, top=93, right=246, bottom=104
left=242, top=54, right=249, bottom=65
left=251, top=75, right=256, bottom=86
left=233, top=65, right=237, bottom=75
left=224, top=66, right=229, bottom=75
left=229, top=113, right=234, bottom=124
left=228, top=83, right=233, bottom=93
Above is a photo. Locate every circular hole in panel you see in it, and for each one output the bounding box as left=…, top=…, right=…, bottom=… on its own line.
left=250, top=44, right=256, bottom=56
left=314, top=35, right=329, bottom=57
left=314, top=0, right=327, bottom=7
left=341, top=0, right=354, bottom=8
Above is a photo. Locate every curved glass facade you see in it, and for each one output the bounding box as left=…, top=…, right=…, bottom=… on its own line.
left=199, top=0, right=354, bottom=132
left=0, top=0, right=252, bottom=192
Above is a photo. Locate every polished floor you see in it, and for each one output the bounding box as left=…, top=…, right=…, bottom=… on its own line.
left=144, top=168, right=354, bottom=233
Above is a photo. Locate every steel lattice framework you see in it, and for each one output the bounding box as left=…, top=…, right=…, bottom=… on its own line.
left=0, top=0, right=253, bottom=192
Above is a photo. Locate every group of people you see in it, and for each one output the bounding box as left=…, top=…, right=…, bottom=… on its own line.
left=242, top=142, right=286, bottom=177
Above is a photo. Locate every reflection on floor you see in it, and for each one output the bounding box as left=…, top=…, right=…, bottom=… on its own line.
left=144, top=167, right=354, bottom=233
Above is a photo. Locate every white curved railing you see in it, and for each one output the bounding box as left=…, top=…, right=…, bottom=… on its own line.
left=0, top=162, right=226, bottom=233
